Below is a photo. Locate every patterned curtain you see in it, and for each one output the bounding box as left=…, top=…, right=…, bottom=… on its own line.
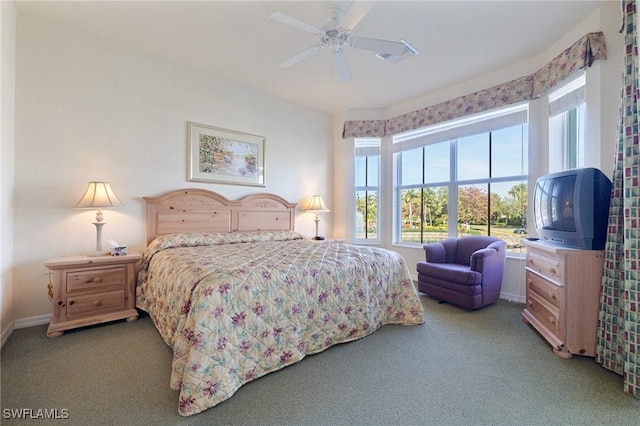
left=596, top=0, right=640, bottom=399
left=343, top=32, right=606, bottom=139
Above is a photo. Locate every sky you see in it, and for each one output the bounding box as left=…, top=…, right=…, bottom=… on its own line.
left=399, top=124, right=528, bottom=199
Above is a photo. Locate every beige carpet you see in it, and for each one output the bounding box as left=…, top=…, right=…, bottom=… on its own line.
left=2, top=296, right=639, bottom=425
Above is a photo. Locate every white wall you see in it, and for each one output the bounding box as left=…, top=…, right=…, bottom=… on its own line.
left=12, top=13, right=333, bottom=321
left=1, top=0, right=17, bottom=343
left=335, top=2, right=622, bottom=303
left=8, top=2, right=624, bottom=326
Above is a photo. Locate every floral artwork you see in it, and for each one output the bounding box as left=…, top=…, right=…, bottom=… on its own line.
left=188, top=122, right=265, bottom=186
left=198, top=135, right=258, bottom=178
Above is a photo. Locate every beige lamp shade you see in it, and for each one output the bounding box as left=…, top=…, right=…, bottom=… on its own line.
left=76, top=182, right=123, bottom=209
left=305, top=195, right=330, bottom=213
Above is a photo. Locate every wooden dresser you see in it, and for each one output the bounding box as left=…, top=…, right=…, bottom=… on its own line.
left=44, top=253, right=141, bottom=338
left=522, top=240, right=604, bottom=358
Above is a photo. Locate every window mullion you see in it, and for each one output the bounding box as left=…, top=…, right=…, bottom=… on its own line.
left=488, top=132, right=492, bottom=236
left=365, top=158, right=369, bottom=239
left=449, top=139, right=458, bottom=237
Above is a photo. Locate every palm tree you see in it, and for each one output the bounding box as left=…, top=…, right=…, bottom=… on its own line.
left=401, top=189, right=421, bottom=229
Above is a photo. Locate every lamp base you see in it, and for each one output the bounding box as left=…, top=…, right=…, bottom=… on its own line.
left=88, top=221, right=108, bottom=257
left=85, top=250, right=109, bottom=257
left=313, top=236, right=325, bottom=240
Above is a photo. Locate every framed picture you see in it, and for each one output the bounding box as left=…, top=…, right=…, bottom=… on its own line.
left=187, top=122, right=265, bottom=186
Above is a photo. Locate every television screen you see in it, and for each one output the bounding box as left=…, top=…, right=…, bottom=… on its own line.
left=554, top=175, right=577, bottom=231
left=535, top=180, right=548, bottom=229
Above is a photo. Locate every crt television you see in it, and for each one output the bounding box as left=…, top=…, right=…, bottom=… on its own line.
left=533, top=167, right=611, bottom=250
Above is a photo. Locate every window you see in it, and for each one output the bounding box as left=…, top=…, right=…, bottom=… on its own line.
left=398, top=141, right=450, bottom=244
left=355, top=138, right=380, bottom=242
left=394, top=105, right=528, bottom=252
left=549, top=73, right=586, bottom=171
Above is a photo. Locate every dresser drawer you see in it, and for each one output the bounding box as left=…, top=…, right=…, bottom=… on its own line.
left=526, top=249, right=564, bottom=284
left=526, top=291, right=562, bottom=336
left=66, top=267, right=126, bottom=294
left=66, top=290, right=126, bottom=320
left=526, top=271, right=563, bottom=309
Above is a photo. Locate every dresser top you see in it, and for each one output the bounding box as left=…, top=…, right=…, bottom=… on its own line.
left=522, top=239, right=604, bottom=255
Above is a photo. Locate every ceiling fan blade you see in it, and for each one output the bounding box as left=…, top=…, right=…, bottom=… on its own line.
left=270, top=12, right=320, bottom=34
left=350, top=36, right=408, bottom=56
left=340, top=1, right=375, bottom=30
left=278, top=45, right=324, bottom=69
left=333, top=50, right=352, bottom=81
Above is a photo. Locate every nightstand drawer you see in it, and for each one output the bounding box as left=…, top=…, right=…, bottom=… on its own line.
left=66, top=290, right=125, bottom=319
left=45, top=252, right=141, bottom=337
left=66, top=267, right=126, bottom=294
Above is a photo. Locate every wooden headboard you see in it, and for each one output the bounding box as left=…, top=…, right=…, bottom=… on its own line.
left=143, top=189, right=297, bottom=245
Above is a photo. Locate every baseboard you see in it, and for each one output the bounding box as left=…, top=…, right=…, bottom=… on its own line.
left=1, top=314, right=51, bottom=349
left=1, top=320, right=15, bottom=350
left=14, top=313, right=51, bottom=329
left=500, top=291, right=525, bottom=304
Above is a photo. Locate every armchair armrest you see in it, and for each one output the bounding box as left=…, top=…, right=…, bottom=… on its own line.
left=470, top=241, right=506, bottom=272
left=423, top=242, right=446, bottom=263
left=470, top=248, right=497, bottom=272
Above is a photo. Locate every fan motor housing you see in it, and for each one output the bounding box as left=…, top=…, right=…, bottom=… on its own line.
left=321, top=28, right=349, bottom=48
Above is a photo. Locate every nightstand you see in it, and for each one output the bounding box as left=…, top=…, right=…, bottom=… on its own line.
left=44, top=253, right=142, bottom=338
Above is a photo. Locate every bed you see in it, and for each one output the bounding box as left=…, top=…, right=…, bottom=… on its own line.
left=136, top=189, right=424, bottom=416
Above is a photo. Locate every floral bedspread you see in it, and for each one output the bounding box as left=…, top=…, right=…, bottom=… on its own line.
left=136, top=231, right=424, bottom=416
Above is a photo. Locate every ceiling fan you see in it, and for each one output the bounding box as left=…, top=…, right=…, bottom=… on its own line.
left=270, top=2, right=416, bottom=81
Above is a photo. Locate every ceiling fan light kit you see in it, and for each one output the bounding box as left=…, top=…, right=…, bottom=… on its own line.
left=270, top=4, right=418, bottom=81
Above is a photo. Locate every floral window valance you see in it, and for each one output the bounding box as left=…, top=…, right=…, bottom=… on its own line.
left=343, top=32, right=607, bottom=139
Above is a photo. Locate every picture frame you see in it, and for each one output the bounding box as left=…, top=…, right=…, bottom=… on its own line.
left=187, top=122, right=265, bottom=186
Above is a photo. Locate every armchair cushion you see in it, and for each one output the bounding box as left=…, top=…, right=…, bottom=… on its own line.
left=416, top=261, right=481, bottom=286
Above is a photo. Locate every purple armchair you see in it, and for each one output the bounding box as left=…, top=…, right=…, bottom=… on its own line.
left=416, top=236, right=506, bottom=310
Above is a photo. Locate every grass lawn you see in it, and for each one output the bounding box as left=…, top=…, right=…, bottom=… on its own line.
left=400, top=225, right=526, bottom=253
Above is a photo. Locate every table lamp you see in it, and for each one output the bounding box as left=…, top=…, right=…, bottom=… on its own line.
left=75, top=182, right=123, bottom=256
left=306, top=195, right=330, bottom=240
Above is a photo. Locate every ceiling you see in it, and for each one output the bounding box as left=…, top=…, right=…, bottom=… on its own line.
left=14, top=1, right=608, bottom=115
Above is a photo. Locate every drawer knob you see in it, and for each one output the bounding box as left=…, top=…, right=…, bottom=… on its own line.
left=549, top=267, right=556, bottom=276
left=93, top=300, right=102, bottom=307
left=93, top=277, right=103, bottom=283
left=69, top=300, right=75, bottom=305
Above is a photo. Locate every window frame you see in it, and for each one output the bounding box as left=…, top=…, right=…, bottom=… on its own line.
left=354, top=138, right=381, bottom=244
left=548, top=72, right=586, bottom=171
left=393, top=104, right=529, bottom=252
